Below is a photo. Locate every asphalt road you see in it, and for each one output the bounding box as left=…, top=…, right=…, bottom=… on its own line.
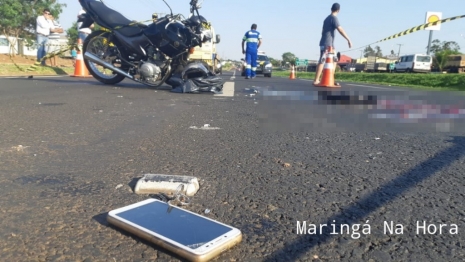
left=0, top=71, right=464, bottom=262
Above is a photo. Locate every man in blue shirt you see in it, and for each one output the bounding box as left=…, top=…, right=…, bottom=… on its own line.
left=314, top=3, right=352, bottom=85
left=242, top=24, right=262, bottom=79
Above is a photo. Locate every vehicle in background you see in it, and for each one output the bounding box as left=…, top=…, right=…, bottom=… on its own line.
left=241, top=51, right=272, bottom=77
left=394, top=54, right=432, bottom=73
left=188, top=25, right=221, bottom=74
left=444, top=55, right=465, bottom=73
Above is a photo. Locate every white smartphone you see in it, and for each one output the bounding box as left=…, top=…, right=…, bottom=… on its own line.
left=107, top=199, right=242, bottom=262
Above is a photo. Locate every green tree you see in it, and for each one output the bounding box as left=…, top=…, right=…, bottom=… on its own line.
left=427, top=39, right=462, bottom=71
left=374, top=46, right=383, bottom=57
left=0, top=0, right=23, bottom=55
left=433, top=50, right=461, bottom=72
left=282, top=52, right=296, bottom=65
left=269, top=57, right=280, bottom=67
left=66, top=21, right=78, bottom=48
left=427, top=39, right=461, bottom=54
left=0, top=0, right=66, bottom=56
left=363, top=45, right=375, bottom=57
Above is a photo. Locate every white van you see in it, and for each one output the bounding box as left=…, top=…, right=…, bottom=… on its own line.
left=394, top=54, right=432, bottom=73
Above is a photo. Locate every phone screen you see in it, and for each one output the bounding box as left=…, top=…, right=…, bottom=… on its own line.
left=114, top=201, right=232, bottom=249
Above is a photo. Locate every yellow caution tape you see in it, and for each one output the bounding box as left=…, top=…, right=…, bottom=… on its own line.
left=202, top=22, right=212, bottom=30
left=375, top=14, right=465, bottom=43
left=24, top=46, right=76, bottom=72
left=340, top=14, right=465, bottom=54
left=6, top=42, right=78, bottom=73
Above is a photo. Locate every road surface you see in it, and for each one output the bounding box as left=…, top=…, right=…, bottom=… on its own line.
left=0, top=71, right=464, bottom=261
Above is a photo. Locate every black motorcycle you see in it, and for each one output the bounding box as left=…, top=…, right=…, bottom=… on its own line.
left=78, top=0, right=223, bottom=93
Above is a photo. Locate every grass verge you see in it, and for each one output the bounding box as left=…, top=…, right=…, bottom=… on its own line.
left=273, top=70, right=465, bottom=91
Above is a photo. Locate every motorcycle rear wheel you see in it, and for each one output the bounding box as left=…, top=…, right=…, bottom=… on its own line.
left=83, top=30, right=126, bottom=85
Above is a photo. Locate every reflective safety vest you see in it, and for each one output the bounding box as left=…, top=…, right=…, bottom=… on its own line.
left=243, top=30, right=261, bottom=52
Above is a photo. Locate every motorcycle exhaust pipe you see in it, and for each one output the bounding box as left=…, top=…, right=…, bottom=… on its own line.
left=84, top=52, right=134, bottom=80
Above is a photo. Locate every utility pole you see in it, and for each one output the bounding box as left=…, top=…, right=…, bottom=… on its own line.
left=397, top=44, right=403, bottom=57
left=426, top=31, right=433, bottom=55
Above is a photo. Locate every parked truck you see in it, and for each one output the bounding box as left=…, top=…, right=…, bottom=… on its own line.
left=444, top=55, right=465, bottom=73
left=188, top=25, right=222, bottom=74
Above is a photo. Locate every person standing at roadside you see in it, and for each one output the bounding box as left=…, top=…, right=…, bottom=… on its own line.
left=77, top=9, right=94, bottom=42
left=241, top=23, right=262, bottom=79
left=71, top=48, right=77, bottom=67
left=313, top=3, right=352, bottom=85
left=36, top=9, right=61, bottom=66
left=47, top=15, right=64, bottom=67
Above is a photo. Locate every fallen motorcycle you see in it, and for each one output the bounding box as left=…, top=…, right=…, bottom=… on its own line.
left=78, top=0, right=223, bottom=93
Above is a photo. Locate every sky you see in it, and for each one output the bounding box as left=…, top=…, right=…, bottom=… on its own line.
left=57, top=0, right=465, bottom=61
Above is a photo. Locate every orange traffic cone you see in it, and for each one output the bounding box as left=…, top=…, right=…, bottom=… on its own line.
left=289, top=65, right=296, bottom=80
left=71, top=38, right=92, bottom=78
left=314, top=46, right=340, bottom=88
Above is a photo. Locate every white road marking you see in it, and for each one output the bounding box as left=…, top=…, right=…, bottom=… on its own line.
left=230, top=69, right=236, bottom=80
left=214, top=81, right=234, bottom=97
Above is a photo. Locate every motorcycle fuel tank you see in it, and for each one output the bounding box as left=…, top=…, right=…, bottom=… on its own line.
left=144, top=19, right=190, bottom=56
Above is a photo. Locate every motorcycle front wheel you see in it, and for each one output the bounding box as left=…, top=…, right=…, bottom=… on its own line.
left=83, top=30, right=126, bottom=85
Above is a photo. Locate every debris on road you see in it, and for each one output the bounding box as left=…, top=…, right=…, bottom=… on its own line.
left=267, top=204, right=278, bottom=211
left=274, top=158, right=291, bottom=167
left=11, top=145, right=29, bottom=152
left=204, top=209, right=211, bottom=214
left=189, top=125, right=221, bottom=130
left=115, top=184, right=123, bottom=189
left=134, top=174, right=199, bottom=196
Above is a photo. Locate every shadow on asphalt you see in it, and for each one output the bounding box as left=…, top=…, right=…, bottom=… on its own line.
left=47, top=67, right=68, bottom=75
left=19, top=77, right=161, bottom=90
left=9, top=77, right=231, bottom=95
left=264, top=136, right=465, bottom=261
left=128, top=177, right=139, bottom=192
left=92, top=212, right=190, bottom=261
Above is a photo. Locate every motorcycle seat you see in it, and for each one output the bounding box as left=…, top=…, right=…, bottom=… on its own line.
left=88, top=1, right=147, bottom=37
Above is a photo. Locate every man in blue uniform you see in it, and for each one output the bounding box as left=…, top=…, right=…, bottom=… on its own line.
left=313, top=3, right=352, bottom=85
left=242, top=24, right=262, bottom=79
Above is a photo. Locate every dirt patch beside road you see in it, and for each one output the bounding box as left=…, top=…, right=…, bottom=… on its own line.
left=1, top=54, right=74, bottom=67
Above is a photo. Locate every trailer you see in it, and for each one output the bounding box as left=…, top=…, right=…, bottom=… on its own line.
left=188, top=25, right=222, bottom=74
left=375, top=62, right=388, bottom=72
left=444, top=55, right=465, bottom=73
